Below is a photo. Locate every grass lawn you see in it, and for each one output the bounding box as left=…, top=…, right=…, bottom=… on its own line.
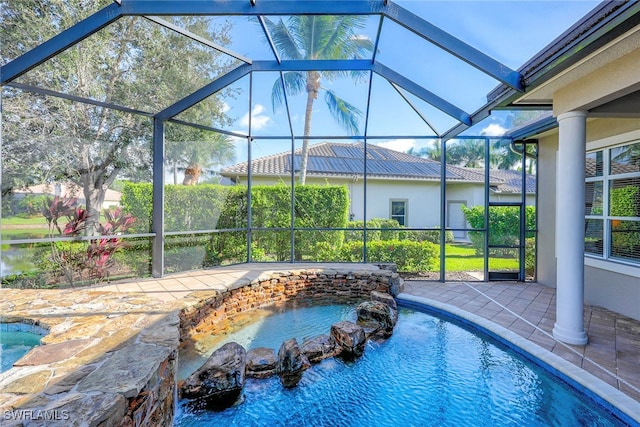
left=440, top=243, right=519, bottom=272
left=1, top=216, right=50, bottom=240
left=1, top=216, right=47, bottom=225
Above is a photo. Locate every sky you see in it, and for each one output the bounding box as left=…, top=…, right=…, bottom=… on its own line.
left=180, top=1, right=603, bottom=169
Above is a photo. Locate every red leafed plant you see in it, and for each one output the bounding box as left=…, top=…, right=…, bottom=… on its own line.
left=87, top=207, right=136, bottom=279
left=41, top=195, right=77, bottom=234
left=41, top=195, right=136, bottom=284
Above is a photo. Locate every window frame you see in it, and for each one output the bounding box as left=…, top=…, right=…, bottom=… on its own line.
left=585, top=139, right=640, bottom=267
left=390, top=199, right=408, bottom=226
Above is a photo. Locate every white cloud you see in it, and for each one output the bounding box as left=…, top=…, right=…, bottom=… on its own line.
left=376, top=139, right=416, bottom=153
left=481, top=123, right=507, bottom=137
left=240, top=104, right=270, bottom=130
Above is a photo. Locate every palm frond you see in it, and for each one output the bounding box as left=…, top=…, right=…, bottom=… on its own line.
left=264, top=17, right=303, bottom=60
left=324, top=89, right=362, bottom=136
left=319, top=69, right=371, bottom=85
left=319, top=70, right=349, bottom=82
left=319, top=16, right=373, bottom=60
left=271, top=71, right=306, bottom=111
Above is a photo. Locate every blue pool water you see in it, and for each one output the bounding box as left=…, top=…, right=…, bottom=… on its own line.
left=0, top=323, right=46, bottom=373
left=175, top=304, right=630, bottom=426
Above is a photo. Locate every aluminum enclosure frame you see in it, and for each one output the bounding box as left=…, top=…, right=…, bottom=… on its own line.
left=0, top=0, right=534, bottom=281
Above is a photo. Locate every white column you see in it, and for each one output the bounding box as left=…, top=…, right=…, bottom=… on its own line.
left=553, top=111, right=588, bottom=345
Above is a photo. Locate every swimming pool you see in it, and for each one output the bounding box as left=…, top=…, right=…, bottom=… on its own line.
left=0, top=322, right=46, bottom=373
left=176, top=301, right=634, bottom=426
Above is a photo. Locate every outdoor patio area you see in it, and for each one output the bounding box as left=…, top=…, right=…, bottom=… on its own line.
left=2, top=263, right=640, bottom=424
left=402, top=279, right=640, bottom=404
left=89, top=264, right=640, bottom=404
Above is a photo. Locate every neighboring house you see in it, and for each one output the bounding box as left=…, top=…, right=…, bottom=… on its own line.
left=490, top=3, right=640, bottom=333
left=14, top=183, right=122, bottom=210
left=221, top=141, right=535, bottom=240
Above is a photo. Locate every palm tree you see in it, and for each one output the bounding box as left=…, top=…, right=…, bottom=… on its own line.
left=408, top=141, right=442, bottom=161
left=263, top=15, right=373, bottom=184
left=447, top=139, right=485, bottom=167
left=181, top=134, right=235, bottom=185
left=165, top=126, right=235, bottom=185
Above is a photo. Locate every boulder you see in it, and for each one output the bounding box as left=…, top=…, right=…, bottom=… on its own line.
left=330, top=321, right=366, bottom=359
left=180, top=342, right=246, bottom=410
left=389, top=273, right=404, bottom=296
left=276, top=338, right=310, bottom=388
left=301, top=334, right=338, bottom=363
left=246, top=347, right=276, bottom=379
left=356, top=301, right=397, bottom=339
left=371, top=290, right=398, bottom=311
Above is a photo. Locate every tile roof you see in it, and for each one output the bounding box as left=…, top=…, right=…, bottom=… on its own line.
left=487, top=169, right=537, bottom=194
left=221, top=141, right=535, bottom=193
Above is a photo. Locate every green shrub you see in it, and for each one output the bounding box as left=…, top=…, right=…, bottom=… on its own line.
left=462, top=205, right=536, bottom=255
left=345, top=218, right=401, bottom=242
left=345, top=218, right=453, bottom=244
left=609, top=186, right=640, bottom=260
left=399, top=229, right=454, bottom=244
left=121, top=182, right=349, bottom=264
left=610, top=186, right=639, bottom=217
left=525, top=237, right=536, bottom=277
left=339, top=239, right=438, bottom=272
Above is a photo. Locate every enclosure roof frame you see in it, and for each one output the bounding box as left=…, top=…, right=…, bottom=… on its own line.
left=0, top=0, right=525, bottom=140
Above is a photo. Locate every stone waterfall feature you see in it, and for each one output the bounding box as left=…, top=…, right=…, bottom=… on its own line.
left=330, top=321, right=367, bottom=359
left=180, top=342, right=247, bottom=410
left=276, top=338, right=311, bottom=388
left=181, top=286, right=401, bottom=411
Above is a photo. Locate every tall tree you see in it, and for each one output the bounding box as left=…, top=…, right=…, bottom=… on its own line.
left=263, top=15, right=373, bottom=184
left=408, top=141, right=441, bottom=161
left=165, top=125, right=235, bottom=185
left=446, top=140, right=485, bottom=167
left=1, top=1, right=236, bottom=232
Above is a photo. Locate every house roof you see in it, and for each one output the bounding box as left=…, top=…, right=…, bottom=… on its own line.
left=221, top=141, right=535, bottom=193
left=487, top=169, right=537, bottom=194
left=14, top=183, right=122, bottom=202
left=487, top=1, right=640, bottom=108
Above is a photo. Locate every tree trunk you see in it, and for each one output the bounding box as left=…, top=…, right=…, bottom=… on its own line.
left=299, top=71, right=320, bottom=185
left=82, top=177, right=106, bottom=236
left=183, top=163, right=202, bottom=185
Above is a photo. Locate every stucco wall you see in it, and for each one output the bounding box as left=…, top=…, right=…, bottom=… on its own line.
left=536, top=119, right=640, bottom=320
left=360, top=179, right=441, bottom=227
left=536, top=132, right=559, bottom=290
left=248, top=176, right=487, bottom=229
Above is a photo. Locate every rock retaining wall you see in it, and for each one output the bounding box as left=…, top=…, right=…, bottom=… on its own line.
left=179, top=268, right=403, bottom=343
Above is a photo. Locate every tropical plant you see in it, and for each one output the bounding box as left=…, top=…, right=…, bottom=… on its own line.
left=165, top=125, right=236, bottom=185
left=407, top=141, right=442, bottom=161
left=461, top=205, right=536, bottom=256
left=446, top=140, right=485, bottom=167
left=263, top=15, right=373, bottom=184
left=40, top=195, right=136, bottom=285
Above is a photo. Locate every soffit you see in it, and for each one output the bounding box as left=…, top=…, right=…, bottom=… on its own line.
left=511, top=23, right=640, bottom=107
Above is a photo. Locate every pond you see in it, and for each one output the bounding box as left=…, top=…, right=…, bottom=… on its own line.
left=175, top=303, right=631, bottom=426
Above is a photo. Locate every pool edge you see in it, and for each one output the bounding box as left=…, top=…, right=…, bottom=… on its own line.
left=397, top=293, right=640, bottom=426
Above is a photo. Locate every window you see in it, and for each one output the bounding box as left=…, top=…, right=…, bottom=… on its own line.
left=585, top=141, right=640, bottom=264
left=390, top=200, right=407, bottom=226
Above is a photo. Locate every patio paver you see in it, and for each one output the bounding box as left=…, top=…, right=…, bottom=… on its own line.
left=402, top=280, right=640, bottom=403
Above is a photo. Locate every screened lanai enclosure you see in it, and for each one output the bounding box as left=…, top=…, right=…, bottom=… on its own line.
left=1, top=0, right=543, bottom=287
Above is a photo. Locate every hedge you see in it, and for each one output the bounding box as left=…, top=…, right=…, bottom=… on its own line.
left=461, top=205, right=536, bottom=255
left=345, top=218, right=454, bottom=244
left=121, top=182, right=349, bottom=267
left=339, top=239, right=438, bottom=272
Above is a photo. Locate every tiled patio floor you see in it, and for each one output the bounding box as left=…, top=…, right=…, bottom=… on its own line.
left=402, top=280, right=640, bottom=404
